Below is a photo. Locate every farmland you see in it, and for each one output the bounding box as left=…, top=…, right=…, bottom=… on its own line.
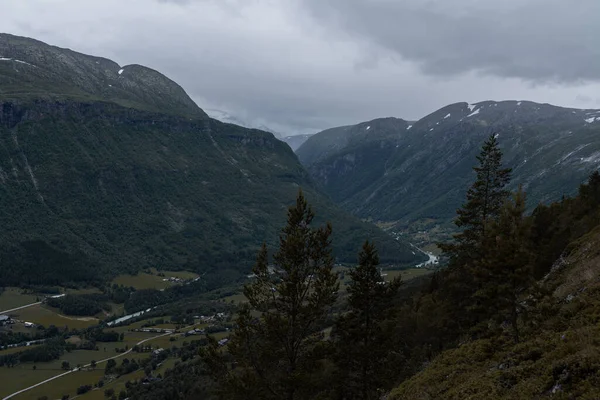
left=11, top=304, right=99, bottom=330
left=0, top=288, right=38, bottom=312
left=112, top=270, right=199, bottom=291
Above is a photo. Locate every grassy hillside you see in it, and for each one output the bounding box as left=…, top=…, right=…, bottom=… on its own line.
left=391, top=225, right=600, bottom=399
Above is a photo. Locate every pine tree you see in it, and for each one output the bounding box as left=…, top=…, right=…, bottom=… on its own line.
left=203, top=190, right=339, bottom=400
left=332, top=241, right=402, bottom=399
left=441, top=134, right=512, bottom=266
left=438, top=134, right=512, bottom=334
left=475, top=187, right=532, bottom=342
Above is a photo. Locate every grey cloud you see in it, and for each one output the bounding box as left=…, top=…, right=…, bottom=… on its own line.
left=3, top=0, right=600, bottom=135
left=300, top=0, right=600, bottom=83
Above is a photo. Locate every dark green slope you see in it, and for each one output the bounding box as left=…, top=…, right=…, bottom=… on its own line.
left=0, top=34, right=424, bottom=286
left=297, top=101, right=600, bottom=233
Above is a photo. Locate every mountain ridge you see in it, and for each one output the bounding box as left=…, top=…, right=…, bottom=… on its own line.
left=297, top=100, right=600, bottom=239
left=0, top=34, right=425, bottom=286
left=0, top=33, right=207, bottom=119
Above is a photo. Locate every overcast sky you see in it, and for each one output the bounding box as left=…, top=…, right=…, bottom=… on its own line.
left=3, top=0, right=600, bottom=134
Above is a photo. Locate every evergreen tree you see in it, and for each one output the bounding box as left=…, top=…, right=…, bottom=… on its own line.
left=441, top=134, right=512, bottom=266
left=438, top=134, right=512, bottom=335
left=475, top=187, right=532, bottom=342
left=332, top=241, right=402, bottom=399
left=203, top=190, right=339, bottom=400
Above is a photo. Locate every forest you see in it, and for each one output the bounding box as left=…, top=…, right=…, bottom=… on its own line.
left=115, top=134, right=600, bottom=399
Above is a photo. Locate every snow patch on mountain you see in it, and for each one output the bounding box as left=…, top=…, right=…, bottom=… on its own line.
left=0, top=57, right=36, bottom=67
left=581, top=152, right=600, bottom=164
left=467, top=108, right=480, bottom=117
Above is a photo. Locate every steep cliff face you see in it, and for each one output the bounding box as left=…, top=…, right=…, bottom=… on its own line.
left=298, top=102, right=600, bottom=234
left=0, top=34, right=425, bottom=286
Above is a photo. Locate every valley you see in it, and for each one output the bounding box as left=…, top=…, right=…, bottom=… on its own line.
left=1, top=27, right=600, bottom=400
left=297, top=101, right=600, bottom=245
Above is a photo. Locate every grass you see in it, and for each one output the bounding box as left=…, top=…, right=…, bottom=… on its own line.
left=0, top=366, right=64, bottom=399
left=112, top=273, right=173, bottom=290
left=112, top=270, right=200, bottom=291
left=11, top=304, right=99, bottom=330
left=221, top=293, right=247, bottom=305
left=1, top=330, right=175, bottom=399
left=150, top=268, right=199, bottom=280
left=0, top=288, right=38, bottom=312
left=12, top=368, right=106, bottom=400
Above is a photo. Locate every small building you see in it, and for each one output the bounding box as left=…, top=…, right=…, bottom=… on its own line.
left=153, top=348, right=164, bottom=356
left=24, top=322, right=35, bottom=328
left=218, top=338, right=229, bottom=346
left=0, top=315, right=10, bottom=326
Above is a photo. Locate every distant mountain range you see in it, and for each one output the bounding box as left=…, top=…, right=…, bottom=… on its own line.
left=0, top=33, right=424, bottom=286
left=205, top=109, right=314, bottom=150
left=297, top=100, right=600, bottom=239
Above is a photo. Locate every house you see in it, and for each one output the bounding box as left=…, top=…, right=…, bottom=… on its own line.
left=152, top=348, right=164, bottom=356
left=0, top=315, right=10, bottom=326
left=24, top=322, right=35, bottom=328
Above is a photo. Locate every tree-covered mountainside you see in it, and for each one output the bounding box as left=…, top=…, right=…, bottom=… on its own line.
left=123, top=160, right=600, bottom=400
left=0, top=34, right=424, bottom=286
left=296, top=101, right=600, bottom=235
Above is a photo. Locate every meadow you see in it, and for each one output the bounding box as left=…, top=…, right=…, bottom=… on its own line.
left=12, top=304, right=99, bottom=330
left=0, top=288, right=38, bottom=312
left=112, top=270, right=199, bottom=291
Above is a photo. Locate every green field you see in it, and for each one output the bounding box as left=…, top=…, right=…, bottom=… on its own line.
left=12, top=304, right=99, bottom=330
left=112, top=269, right=199, bottom=291
left=12, top=368, right=106, bottom=400
left=0, top=366, right=65, bottom=399
left=1, top=329, right=174, bottom=399
left=149, top=268, right=199, bottom=280
left=112, top=273, right=173, bottom=290
left=0, top=288, right=38, bottom=311
left=221, top=292, right=247, bottom=304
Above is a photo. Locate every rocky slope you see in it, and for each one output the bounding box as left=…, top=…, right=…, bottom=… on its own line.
left=0, top=33, right=424, bottom=286
left=297, top=101, right=600, bottom=236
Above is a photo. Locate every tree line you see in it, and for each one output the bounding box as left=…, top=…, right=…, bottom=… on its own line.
left=127, top=134, right=600, bottom=399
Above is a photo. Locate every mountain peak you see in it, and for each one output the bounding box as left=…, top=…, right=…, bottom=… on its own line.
left=0, top=33, right=207, bottom=119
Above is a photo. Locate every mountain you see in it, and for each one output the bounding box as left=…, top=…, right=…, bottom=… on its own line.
left=281, top=134, right=314, bottom=151
left=296, top=101, right=600, bottom=238
left=205, top=109, right=282, bottom=138
left=0, top=33, right=424, bottom=286
left=205, top=109, right=314, bottom=151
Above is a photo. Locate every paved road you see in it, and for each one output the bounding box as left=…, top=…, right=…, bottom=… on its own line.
left=2, top=331, right=173, bottom=400
left=0, top=302, right=42, bottom=315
